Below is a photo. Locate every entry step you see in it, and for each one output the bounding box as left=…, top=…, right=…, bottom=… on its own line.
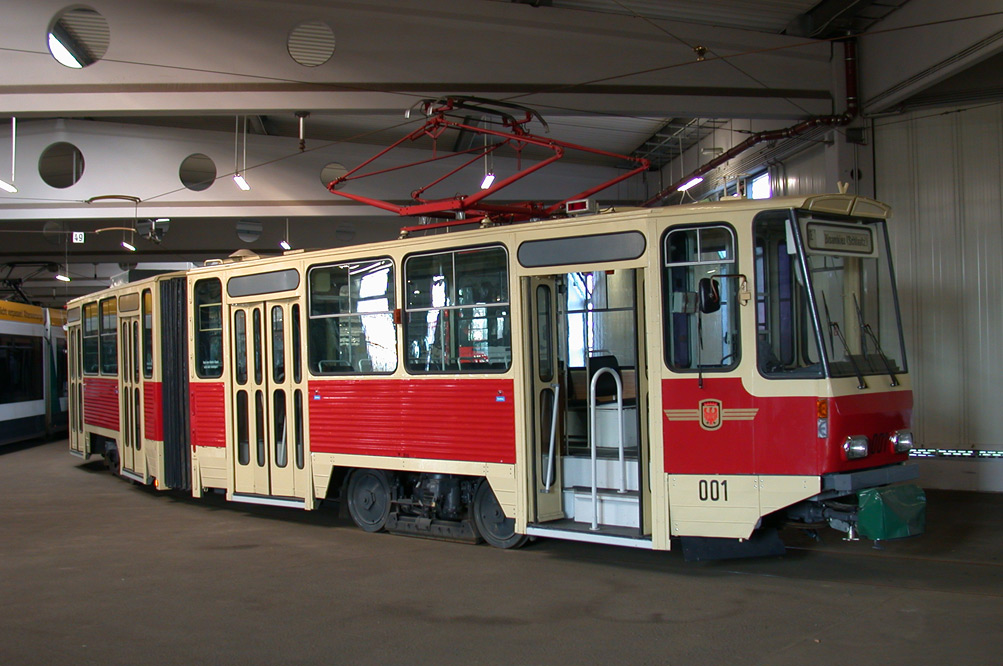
left=566, top=486, right=640, bottom=529
left=562, top=455, right=639, bottom=492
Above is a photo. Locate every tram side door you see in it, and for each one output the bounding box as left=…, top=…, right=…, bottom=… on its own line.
left=526, top=277, right=565, bottom=522
left=230, top=300, right=306, bottom=500
left=119, top=315, right=144, bottom=476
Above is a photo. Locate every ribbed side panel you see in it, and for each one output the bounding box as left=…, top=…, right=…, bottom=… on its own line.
left=308, top=378, right=516, bottom=464
left=83, top=377, right=118, bottom=431
left=160, top=277, right=190, bottom=489
left=143, top=381, right=163, bottom=441
left=190, top=382, right=226, bottom=448
left=875, top=104, right=1003, bottom=452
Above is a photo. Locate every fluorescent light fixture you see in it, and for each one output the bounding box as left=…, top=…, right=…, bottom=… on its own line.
left=480, top=172, right=495, bottom=189
left=56, top=273, right=71, bottom=282
left=0, top=179, right=15, bottom=193
left=233, top=174, right=250, bottom=191
left=279, top=240, right=291, bottom=250
left=678, top=177, right=704, bottom=192
left=121, top=240, right=137, bottom=252
left=48, top=32, right=83, bottom=68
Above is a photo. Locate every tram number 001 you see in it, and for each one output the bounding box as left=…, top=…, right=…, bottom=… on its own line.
left=698, top=479, right=729, bottom=502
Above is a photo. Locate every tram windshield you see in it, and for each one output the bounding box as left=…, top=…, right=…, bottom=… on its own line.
left=754, top=209, right=907, bottom=381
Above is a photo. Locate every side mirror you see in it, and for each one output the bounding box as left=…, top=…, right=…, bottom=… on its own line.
left=698, top=277, right=721, bottom=314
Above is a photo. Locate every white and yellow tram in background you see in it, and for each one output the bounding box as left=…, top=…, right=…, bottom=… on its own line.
left=67, top=194, right=924, bottom=559
left=0, top=299, right=67, bottom=445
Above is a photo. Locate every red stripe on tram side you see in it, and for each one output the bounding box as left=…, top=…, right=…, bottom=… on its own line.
left=189, top=382, right=226, bottom=448
left=83, top=377, right=120, bottom=431
left=308, top=378, right=517, bottom=464
left=143, top=381, right=164, bottom=442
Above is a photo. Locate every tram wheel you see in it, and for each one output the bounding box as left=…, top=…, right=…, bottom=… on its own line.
left=346, top=469, right=392, bottom=533
left=472, top=480, right=528, bottom=549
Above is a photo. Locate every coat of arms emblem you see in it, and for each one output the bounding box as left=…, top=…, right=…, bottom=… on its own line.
left=699, top=399, right=723, bottom=431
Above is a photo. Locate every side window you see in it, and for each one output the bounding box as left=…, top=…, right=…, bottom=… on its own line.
left=753, top=212, right=822, bottom=377
left=82, top=302, right=99, bottom=374
left=142, top=289, right=153, bottom=379
left=404, top=245, right=511, bottom=373
left=99, top=297, right=118, bottom=375
left=194, top=278, right=223, bottom=378
left=663, top=225, right=739, bottom=372
left=308, top=257, right=396, bottom=374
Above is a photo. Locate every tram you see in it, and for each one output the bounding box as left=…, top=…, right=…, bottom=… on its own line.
left=0, top=299, right=68, bottom=446
left=67, top=193, right=925, bottom=558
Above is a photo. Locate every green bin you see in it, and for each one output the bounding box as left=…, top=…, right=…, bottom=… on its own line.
left=856, top=484, right=926, bottom=540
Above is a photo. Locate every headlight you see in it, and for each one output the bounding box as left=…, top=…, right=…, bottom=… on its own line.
left=843, top=435, right=869, bottom=460
left=891, top=430, right=914, bottom=453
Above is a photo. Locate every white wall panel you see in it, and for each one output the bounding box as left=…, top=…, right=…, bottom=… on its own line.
left=771, top=144, right=827, bottom=197
left=875, top=104, right=1003, bottom=453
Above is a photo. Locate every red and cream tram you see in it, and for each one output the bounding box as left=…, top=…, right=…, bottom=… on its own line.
left=67, top=193, right=924, bottom=558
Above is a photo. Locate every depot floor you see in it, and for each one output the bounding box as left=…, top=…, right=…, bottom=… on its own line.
left=2, top=440, right=1001, bottom=665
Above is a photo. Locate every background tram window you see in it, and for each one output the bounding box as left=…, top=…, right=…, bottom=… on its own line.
left=82, top=302, right=99, bottom=374
left=308, top=257, right=396, bottom=374
left=0, top=334, right=43, bottom=405
left=404, top=246, right=511, bottom=373
left=99, top=297, right=117, bottom=375
left=662, top=225, right=740, bottom=372
left=194, top=278, right=223, bottom=378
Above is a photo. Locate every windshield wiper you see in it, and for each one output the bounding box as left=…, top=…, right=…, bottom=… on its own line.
left=853, top=295, right=899, bottom=387
left=821, top=292, right=866, bottom=390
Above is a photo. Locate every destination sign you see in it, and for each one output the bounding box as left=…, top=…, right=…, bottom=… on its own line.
left=805, top=222, right=875, bottom=256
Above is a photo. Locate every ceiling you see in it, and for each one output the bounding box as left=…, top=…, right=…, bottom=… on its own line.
left=1, top=0, right=1001, bottom=306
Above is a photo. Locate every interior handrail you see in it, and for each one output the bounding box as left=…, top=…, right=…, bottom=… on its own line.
left=543, top=382, right=560, bottom=493
left=588, top=367, right=624, bottom=531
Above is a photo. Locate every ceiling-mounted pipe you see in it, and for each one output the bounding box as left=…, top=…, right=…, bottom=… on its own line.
left=642, top=38, right=858, bottom=207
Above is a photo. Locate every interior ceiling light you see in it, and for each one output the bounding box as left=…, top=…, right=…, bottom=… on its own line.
left=121, top=240, right=136, bottom=252
left=678, top=176, right=704, bottom=192
left=279, top=218, right=291, bottom=250
left=0, top=117, right=17, bottom=193
left=233, top=115, right=250, bottom=191
left=55, top=272, right=71, bottom=282
left=480, top=172, right=495, bottom=190
left=47, top=32, right=83, bottom=68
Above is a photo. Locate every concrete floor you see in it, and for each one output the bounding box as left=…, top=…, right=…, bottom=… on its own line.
left=2, top=440, right=1001, bottom=665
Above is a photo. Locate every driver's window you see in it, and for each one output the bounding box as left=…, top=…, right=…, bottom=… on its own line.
left=663, top=224, right=740, bottom=372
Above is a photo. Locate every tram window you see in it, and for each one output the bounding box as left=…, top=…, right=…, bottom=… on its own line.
left=308, top=257, right=397, bottom=374
left=536, top=285, right=553, bottom=382
left=294, top=389, right=304, bottom=469
left=273, top=389, right=287, bottom=468
left=252, top=309, right=263, bottom=385
left=99, top=298, right=118, bottom=375
left=271, top=306, right=285, bottom=384
left=82, top=302, right=99, bottom=374
left=132, top=321, right=139, bottom=383
left=194, top=278, right=223, bottom=378
left=663, top=225, right=740, bottom=372
left=234, top=310, right=248, bottom=385
left=291, top=304, right=302, bottom=384
left=0, top=334, right=43, bottom=404
left=404, top=245, right=511, bottom=373
left=236, top=390, right=249, bottom=465
left=255, top=390, right=265, bottom=467
left=754, top=213, right=822, bottom=378
left=142, top=289, right=153, bottom=378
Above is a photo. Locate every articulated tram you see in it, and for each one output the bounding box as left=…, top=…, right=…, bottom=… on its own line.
left=1, top=299, right=67, bottom=446
left=67, top=194, right=924, bottom=558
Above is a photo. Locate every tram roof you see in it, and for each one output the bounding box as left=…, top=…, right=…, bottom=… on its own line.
left=65, top=192, right=889, bottom=308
